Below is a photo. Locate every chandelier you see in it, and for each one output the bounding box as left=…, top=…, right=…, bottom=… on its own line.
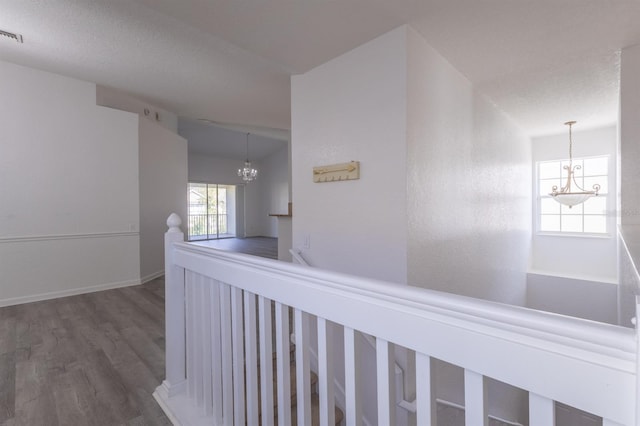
left=238, top=132, right=258, bottom=183
left=549, top=121, right=600, bottom=208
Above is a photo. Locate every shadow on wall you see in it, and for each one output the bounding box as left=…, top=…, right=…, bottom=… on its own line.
left=408, top=229, right=530, bottom=306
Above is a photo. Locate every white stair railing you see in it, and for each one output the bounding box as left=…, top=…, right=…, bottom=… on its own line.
left=155, top=215, right=639, bottom=426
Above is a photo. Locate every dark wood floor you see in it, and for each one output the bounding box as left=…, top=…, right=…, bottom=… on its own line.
left=0, top=238, right=278, bottom=426
left=0, top=278, right=170, bottom=426
left=192, top=236, right=278, bottom=260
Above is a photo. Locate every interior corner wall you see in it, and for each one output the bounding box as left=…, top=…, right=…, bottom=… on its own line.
left=619, top=43, right=640, bottom=325
left=620, top=44, right=640, bottom=264
left=259, top=147, right=289, bottom=238
left=621, top=44, right=640, bottom=229
left=0, top=60, right=140, bottom=306
left=406, top=27, right=531, bottom=307
left=291, top=26, right=408, bottom=284
left=139, top=119, right=188, bottom=282
left=403, top=28, right=531, bottom=425
left=96, top=85, right=179, bottom=133
left=530, top=125, right=618, bottom=282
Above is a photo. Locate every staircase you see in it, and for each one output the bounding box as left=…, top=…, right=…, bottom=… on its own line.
left=272, top=345, right=344, bottom=426
left=260, top=345, right=344, bottom=426
left=155, top=216, right=640, bottom=426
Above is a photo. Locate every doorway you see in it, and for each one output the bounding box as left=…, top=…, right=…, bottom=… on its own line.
left=187, top=183, right=236, bottom=241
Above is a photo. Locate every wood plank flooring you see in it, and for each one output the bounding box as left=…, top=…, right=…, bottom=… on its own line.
left=192, top=236, right=278, bottom=260
left=0, top=278, right=170, bottom=426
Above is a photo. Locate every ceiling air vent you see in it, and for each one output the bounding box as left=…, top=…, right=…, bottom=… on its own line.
left=0, top=29, right=23, bottom=43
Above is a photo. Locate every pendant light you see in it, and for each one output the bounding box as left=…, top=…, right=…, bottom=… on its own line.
left=549, top=121, right=600, bottom=208
left=238, top=132, right=258, bottom=182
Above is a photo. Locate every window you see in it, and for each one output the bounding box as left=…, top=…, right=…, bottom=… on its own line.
left=537, top=156, right=608, bottom=235
left=188, top=183, right=236, bottom=240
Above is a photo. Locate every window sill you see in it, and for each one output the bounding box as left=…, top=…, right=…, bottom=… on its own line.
left=535, top=231, right=613, bottom=239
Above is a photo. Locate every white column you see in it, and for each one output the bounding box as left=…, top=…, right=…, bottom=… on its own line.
left=344, top=327, right=362, bottom=426
left=209, top=278, right=223, bottom=420
left=317, top=317, right=335, bottom=426
left=376, top=338, right=396, bottom=426
left=259, top=295, right=274, bottom=423
left=416, top=353, right=436, bottom=425
left=276, top=302, right=292, bottom=426
left=219, top=283, right=234, bottom=424
left=186, top=271, right=196, bottom=399
left=163, top=213, right=186, bottom=396
left=231, top=287, right=245, bottom=425
left=295, top=309, right=312, bottom=426
left=464, top=369, right=488, bottom=426
left=529, top=393, right=554, bottom=426
left=244, top=291, right=260, bottom=425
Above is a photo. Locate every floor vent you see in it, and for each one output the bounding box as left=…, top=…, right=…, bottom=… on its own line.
left=0, top=29, right=23, bottom=43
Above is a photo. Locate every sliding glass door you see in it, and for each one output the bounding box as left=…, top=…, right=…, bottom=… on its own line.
left=188, top=183, right=236, bottom=240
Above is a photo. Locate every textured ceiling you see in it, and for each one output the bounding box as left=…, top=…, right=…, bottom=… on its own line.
left=2, top=0, right=639, bottom=137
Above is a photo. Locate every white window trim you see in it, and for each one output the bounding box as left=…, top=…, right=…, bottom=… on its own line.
left=534, top=155, right=612, bottom=238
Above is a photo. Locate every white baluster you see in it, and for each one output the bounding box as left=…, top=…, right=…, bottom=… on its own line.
left=295, top=309, right=312, bottom=426
left=276, top=302, right=292, bottom=426
left=464, top=369, right=488, bottom=426
left=186, top=271, right=196, bottom=400
left=244, top=291, right=260, bottom=425
left=317, top=317, right=335, bottom=426
left=194, top=275, right=204, bottom=407
left=201, top=278, right=212, bottom=415
left=529, top=393, right=554, bottom=426
left=163, top=213, right=185, bottom=396
left=259, top=296, right=274, bottom=423
left=376, top=338, right=396, bottom=426
left=416, top=353, right=436, bottom=425
left=219, top=283, right=234, bottom=424
left=344, top=327, right=362, bottom=426
left=210, top=279, right=223, bottom=422
left=231, top=287, right=245, bottom=426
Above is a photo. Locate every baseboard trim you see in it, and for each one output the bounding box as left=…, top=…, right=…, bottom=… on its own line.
left=153, top=383, right=218, bottom=426
left=0, top=278, right=141, bottom=307
left=0, top=230, right=139, bottom=244
left=141, top=270, right=164, bottom=284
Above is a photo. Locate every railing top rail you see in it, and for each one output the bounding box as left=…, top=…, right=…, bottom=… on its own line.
left=173, top=241, right=636, bottom=361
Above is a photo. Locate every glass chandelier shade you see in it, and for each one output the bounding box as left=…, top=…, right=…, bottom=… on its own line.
left=549, top=121, right=600, bottom=208
left=238, top=133, right=258, bottom=182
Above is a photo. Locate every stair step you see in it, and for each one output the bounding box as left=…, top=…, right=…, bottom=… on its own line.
left=258, top=362, right=318, bottom=411
left=286, top=393, right=345, bottom=426
left=253, top=344, right=344, bottom=425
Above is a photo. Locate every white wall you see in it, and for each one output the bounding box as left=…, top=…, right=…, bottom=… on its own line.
left=96, top=85, right=179, bottom=133
left=291, top=25, right=531, bottom=426
left=258, top=147, right=289, bottom=237
left=406, top=27, right=531, bottom=306
left=530, top=125, right=618, bottom=281
left=404, top=27, right=531, bottom=425
left=138, top=118, right=188, bottom=282
left=291, top=26, right=409, bottom=284
left=621, top=44, right=640, bottom=230
left=619, top=43, right=640, bottom=325
left=0, top=60, right=140, bottom=305
left=527, top=272, right=617, bottom=324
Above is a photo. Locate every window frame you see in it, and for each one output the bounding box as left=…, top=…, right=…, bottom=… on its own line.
left=535, top=155, right=611, bottom=238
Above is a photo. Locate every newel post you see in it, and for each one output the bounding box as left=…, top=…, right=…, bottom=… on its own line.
left=163, top=213, right=186, bottom=396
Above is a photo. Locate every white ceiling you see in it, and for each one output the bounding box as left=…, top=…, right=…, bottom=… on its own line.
left=2, top=0, right=639, bottom=137
left=180, top=119, right=287, bottom=161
